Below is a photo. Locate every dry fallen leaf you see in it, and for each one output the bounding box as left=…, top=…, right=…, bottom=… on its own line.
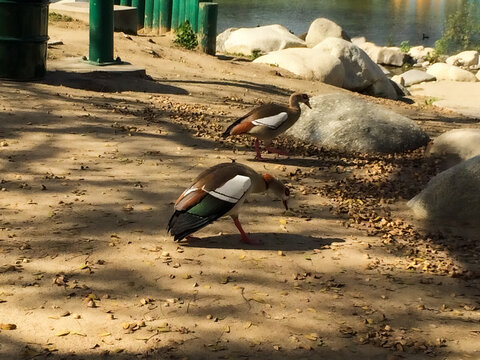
left=0, top=323, right=16, bottom=330
left=55, top=330, right=70, bottom=337
left=304, top=333, right=319, bottom=341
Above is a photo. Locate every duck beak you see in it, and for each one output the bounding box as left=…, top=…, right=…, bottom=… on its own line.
left=305, top=100, right=312, bottom=109
left=283, top=199, right=289, bottom=210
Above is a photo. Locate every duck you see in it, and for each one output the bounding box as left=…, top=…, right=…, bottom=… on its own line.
left=167, top=162, right=290, bottom=244
left=222, top=92, right=311, bottom=160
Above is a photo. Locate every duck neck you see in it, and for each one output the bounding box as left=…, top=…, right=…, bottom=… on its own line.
left=289, top=96, right=301, bottom=110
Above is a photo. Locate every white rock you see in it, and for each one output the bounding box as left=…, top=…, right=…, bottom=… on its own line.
left=408, top=155, right=480, bottom=223
left=477, top=69, right=480, bottom=81
left=391, top=75, right=405, bottom=86
left=427, top=129, right=480, bottom=164
left=286, top=93, right=429, bottom=154
left=314, top=37, right=398, bottom=99
left=305, top=18, right=350, bottom=48
left=359, top=42, right=406, bottom=66
left=427, top=62, right=478, bottom=82
left=253, top=47, right=345, bottom=86
left=408, top=46, right=435, bottom=61
left=351, top=36, right=366, bottom=46
left=217, top=24, right=305, bottom=56
left=216, top=27, right=238, bottom=53
left=400, top=69, right=436, bottom=86
left=446, top=50, right=479, bottom=67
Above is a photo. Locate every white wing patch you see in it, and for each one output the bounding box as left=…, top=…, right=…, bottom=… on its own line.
left=251, top=112, right=288, bottom=129
left=207, top=175, right=251, bottom=203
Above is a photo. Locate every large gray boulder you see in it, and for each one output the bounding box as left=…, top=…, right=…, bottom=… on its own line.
left=253, top=47, right=345, bottom=86
left=313, top=37, right=398, bottom=99
left=427, top=63, right=478, bottom=82
left=216, top=25, right=306, bottom=56
left=400, top=69, right=436, bottom=86
left=408, top=155, right=480, bottom=223
left=305, top=18, right=350, bottom=48
left=427, top=129, right=480, bottom=165
left=286, top=93, right=429, bottom=153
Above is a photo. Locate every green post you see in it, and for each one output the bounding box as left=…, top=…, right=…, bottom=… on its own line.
left=198, top=2, right=217, bottom=55
left=186, top=0, right=199, bottom=32
left=152, top=0, right=160, bottom=34
left=89, top=0, right=115, bottom=64
left=159, top=0, right=172, bottom=33
left=144, top=0, right=154, bottom=32
left=120, top=0, right=131, bottom=5
left=131, top=0, right=145, bottom=29
left=178, top=0, right=185, bottom=26
left=171, top=0, right=179, bottom=30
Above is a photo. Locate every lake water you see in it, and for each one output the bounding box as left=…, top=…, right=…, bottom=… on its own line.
left=216, top=0, right=475, bottom=47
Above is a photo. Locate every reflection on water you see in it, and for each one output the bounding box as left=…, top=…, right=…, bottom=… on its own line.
left=216, top=0, right=473, bottom=46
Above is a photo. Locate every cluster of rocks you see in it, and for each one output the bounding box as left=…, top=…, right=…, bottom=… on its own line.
left=408, top=129, right=480, bottom=224
left=217, top=18, right=480, bottom=98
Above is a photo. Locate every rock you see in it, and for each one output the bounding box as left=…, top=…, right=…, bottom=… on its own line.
left=408, top=155, right=480, bottom=224
left=351, top=36, right=366, bottom=46
left=400, top=69, right=436, bottom=86
left=408, top=46, right=435, bottom=61
left=477, top=69, right=480, bottom=81
left=216, top=25, right=306, bottom=56
left=305, top=18, right=350, bottom=48
left=389, top=79, right=410, bottom=97
left=446, top=50, right=479, bottom=67
left=391, top=75, right=405, bottom=86
left=253, top=48, right=345, bottom=86
left=314, top=37, right=398, bottom=99
left=286, top=93, right=429, bottom=153
left=426, top=63, right=478, bottom=82
left=359, top=42, right=406, bottom=66
left=427, top=129, right=480, bottom=166
left=216, top=27, right=238, bottom=53
left=378, top=64, right=391, bottom=76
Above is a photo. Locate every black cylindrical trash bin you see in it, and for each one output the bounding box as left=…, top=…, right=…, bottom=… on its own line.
left=0, top=0, right=49, bottom=80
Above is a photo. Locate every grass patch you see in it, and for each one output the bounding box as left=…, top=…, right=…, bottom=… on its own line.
left=49, top=12, right=74, bottom=22
left=174, top=21, right=198, bottom=50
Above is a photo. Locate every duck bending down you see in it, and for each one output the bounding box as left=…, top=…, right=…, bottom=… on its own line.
left=222, top=92, right=311, bottom=160
left=167, top=162, right=289, bottom=244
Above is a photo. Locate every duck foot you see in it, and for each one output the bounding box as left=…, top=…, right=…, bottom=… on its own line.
left=265, top=146, right=289, bottom=157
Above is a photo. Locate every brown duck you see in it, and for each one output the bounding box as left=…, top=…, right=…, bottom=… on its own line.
left=222, top=92, right=311, bottom=160
left=167, top=162, right=289, bottom=245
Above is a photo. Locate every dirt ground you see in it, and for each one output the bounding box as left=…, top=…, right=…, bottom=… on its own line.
left=1, top=18, right=480, bottom=360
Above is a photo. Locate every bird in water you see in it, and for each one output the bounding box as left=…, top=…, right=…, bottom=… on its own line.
left=222, top=92, right=311, bottom=160
left=167, top=162, right=290, bottom=244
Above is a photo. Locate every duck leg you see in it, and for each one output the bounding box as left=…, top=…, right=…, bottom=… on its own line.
left=186, top=235, right=201, bottom=241
left=253, top=139, right=264, bottom=160
left=232, top=215, right=260, bottom=245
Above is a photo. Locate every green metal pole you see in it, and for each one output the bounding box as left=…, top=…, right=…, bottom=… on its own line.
left=198, top=2, right=217, bottom=55
left=89, top=0, right=115, bottom=64
left=178, top=0, right=185, bottom=26
left=152, top=0, right=160, bottom=34
left=144, top=0, right=154, bottom=32
left=171, top=0, right=179, bottom=30
left=159, top=0, right=172, bottom=34
left=186, top=0, right=199, bottom=32
left=120, top=0, right=131, bottom=5
left=131, top=0, right=145, bottom=29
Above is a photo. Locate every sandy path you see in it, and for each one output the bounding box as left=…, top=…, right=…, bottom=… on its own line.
left=0, top=19, right=479, bottom=360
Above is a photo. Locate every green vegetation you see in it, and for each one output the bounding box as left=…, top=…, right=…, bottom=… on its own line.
left=424, top=50, right=440, bottom=64
left=48, top=12, right=74, bottom=22
left=249, top=49, right=263, bottom=60
left=424, top=97, right=438, bottom=106
left=400, top=40, right=411, bottom=53
left=174, top=21, right=198, bottom=50
left=435, top=1, right=480, bottom=55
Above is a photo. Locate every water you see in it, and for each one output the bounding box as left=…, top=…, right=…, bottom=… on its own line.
left=216, top=0, right=473, bottom=47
